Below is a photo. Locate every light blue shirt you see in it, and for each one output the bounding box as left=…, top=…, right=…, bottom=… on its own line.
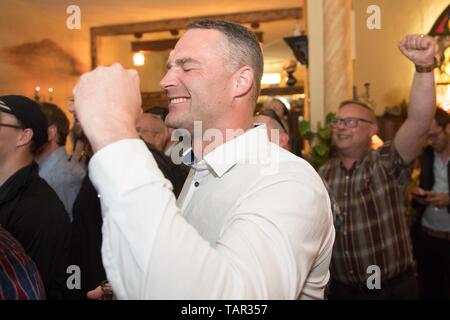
left=421, top=153, right=450, bottom=232
left=39, top=147, right=86, bottom=221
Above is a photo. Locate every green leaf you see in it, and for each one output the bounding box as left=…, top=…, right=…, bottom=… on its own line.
left=313, top=144, right=329, bottom=157
left=298, top=121, right=311, bottom=136
left=325, top=112, right=336, bottom=126
left=303, top=132, right=315, bottom=141
left=318, top=127, right=331, bottom=141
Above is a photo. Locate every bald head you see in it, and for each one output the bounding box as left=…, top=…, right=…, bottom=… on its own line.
left=339, top=100, right=376, bottom=123
left=264, top=98, right=289, bottom=119
left=136, top=113, right=168, bottom=151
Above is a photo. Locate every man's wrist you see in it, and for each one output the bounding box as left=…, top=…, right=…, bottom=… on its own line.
left=90, top=131, right=139, bottom=153
left=415, top=57, right=438, bottom=73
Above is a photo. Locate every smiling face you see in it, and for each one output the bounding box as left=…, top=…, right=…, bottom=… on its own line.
left=160, top=29, right=234, bottom=133
left=332, top=103, right=377, bottom=156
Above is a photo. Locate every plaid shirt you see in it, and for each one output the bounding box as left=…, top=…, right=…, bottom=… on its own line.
left=0, top=226, right=46, bottom=300
left=319, top=142, right=413, bottom=286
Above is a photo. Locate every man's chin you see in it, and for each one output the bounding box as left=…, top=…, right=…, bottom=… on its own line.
left=166, top=118, right=190, bottom=133
left=334, top=141, right=352, bottom=152
left=165, top=117, right=180, bottom=130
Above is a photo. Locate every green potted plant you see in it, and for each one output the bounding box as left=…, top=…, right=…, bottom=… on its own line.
left=299, top=112, right=335, bottom=170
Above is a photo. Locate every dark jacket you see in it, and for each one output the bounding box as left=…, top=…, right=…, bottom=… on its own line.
left=411, top=146, right=450, bottom=260
left=414, top=146, right=450, bottom=217
left=0, top=162, right=71, bottom=299
left=67, top=144, right=189, bottom=299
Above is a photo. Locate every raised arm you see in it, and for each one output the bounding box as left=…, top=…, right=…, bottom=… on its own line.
left=394, top=34, right=437, bottom=164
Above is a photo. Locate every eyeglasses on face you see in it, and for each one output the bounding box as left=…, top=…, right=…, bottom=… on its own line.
left=332, top=117, right=373, bottom=128
left=255, top=109, right=288, bottom=133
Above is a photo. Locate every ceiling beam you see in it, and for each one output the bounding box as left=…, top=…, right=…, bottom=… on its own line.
left=131, top=32, right=263, bottom=52
left=91, top=7, right=302, bottom=36
left=131, top=39, right=179, bottom=52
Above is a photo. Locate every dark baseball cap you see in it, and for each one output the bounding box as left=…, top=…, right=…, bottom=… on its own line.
left=0, top=95, right=48, bottom=150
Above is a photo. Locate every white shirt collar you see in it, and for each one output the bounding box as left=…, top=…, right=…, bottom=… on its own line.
left=196, top=125, right=269, bottom=177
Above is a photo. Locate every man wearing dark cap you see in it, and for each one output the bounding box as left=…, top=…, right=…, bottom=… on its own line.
left=0, top=95, right=71, bottom=299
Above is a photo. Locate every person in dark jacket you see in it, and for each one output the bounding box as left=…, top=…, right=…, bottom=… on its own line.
left=0, top=95, right=71, bottom=299
left=412, top=107, right=450, bottom=299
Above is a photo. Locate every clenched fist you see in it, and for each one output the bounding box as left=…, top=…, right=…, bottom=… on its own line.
left=73, top=63, right=142, bottom=152
left=398, top=34, right=436, bottom=67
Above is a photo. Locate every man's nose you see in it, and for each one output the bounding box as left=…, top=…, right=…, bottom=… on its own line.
left=160, top=69, right=176, bottom=91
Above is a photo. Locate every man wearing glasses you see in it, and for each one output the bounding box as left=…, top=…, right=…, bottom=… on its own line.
left=0, top=95, right=70, bottom=299
left=319, top=34, right=437, bottom=299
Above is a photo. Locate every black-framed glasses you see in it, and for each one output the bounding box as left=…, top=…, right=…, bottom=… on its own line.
left=0, top=122, right=22, bottom=129
left=255, top=109, right=288, bottom=133
left=332, top=117, right=373, bottom=128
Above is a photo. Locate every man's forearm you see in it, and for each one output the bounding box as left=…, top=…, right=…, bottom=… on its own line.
left=394, top=71, right=435, bottom=164
left=407, top=71, right=436, bottom=132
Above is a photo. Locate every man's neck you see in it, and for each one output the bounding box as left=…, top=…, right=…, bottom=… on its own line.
left=337, top=148, right=368, bottom=170
left=191, top=113, right=254, bottom=160
left=437, top=145, right=450, bottom=164
left=0, top=153, right=33, bottom=186
left=35, top=143, right=60, bottom=165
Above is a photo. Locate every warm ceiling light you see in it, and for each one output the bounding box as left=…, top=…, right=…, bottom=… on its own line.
left=261, top=73, right=281, bottom=85
left=133, top=51, right=145, bottom=66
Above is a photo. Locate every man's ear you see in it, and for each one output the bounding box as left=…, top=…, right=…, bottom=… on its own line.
left=445, top=123, right=450, bottom=135
left=16, top=128, right=33, bottom=148
left=232, top=66, right=254, bottom=98
left=280, top=132, right=290, bottom=150
left=370, top=123, right=378, bottom=137
left=47, top=125, right=57, bottom=142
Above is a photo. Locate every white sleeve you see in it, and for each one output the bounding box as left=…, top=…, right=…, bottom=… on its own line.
left=89, top=139, right=333, bottom=299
